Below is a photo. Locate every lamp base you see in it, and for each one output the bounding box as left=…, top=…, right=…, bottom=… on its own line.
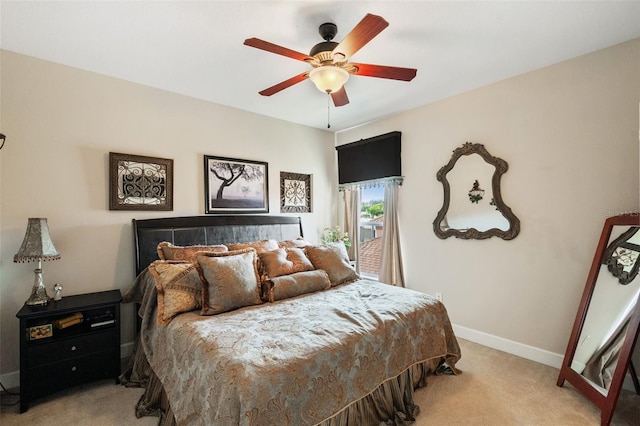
left=25, top=268, right=50, bottom=306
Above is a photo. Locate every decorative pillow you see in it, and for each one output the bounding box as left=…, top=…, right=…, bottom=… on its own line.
left=157, top=241, right=228, bottom=261
left=197, top=248, right=262, bottom=315
left=278, top=238, right=311, bottom=249
left=305, top=242, right=359, bottom=286
left=226, top=239, right=279, bottom=254
left=259, top=248, right=314, bottom=278
left=264, top=270, right=331, bottom=302
left=148, top=260, right=203, bottom=326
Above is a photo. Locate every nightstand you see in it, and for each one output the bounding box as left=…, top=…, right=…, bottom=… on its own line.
left=16, top=289, right=122, bottom=413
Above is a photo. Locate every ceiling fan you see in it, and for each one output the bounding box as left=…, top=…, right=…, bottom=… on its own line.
left=244, top=13, right=417, bottom=107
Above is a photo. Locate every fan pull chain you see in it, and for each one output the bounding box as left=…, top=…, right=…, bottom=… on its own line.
left=327, top=93, right=331, bottom=129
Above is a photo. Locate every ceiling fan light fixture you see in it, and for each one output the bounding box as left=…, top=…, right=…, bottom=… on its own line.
left=309, top=66, right=349, bottom=94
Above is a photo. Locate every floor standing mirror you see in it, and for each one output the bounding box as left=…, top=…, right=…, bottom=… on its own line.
left=557, top=214, right=640, bottom=426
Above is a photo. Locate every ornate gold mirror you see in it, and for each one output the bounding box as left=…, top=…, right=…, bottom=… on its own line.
left=557, top=214, right=640, bottom=425
left=433, top=142, right=520, bottom=240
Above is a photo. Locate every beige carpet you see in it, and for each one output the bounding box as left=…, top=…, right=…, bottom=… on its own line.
left=414, top=340, right=639, bottom=426
left=1, top=339, right=638, bottom=425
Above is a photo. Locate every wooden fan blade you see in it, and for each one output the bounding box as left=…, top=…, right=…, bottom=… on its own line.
left=244, top=38, right=312, bottom=62
left=350, top=63, right=417, bottom=81
left=258, top=72, right=309, bottom=96
left=333, top=14, right=389, bottom=59
left=331, top=87, right=349, bottom=107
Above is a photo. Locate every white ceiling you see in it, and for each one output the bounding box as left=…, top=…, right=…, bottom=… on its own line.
left=1, top=1, right=639, bottom=132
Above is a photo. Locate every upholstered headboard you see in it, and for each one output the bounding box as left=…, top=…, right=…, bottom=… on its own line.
left=133, top=215, right=303, bottom=275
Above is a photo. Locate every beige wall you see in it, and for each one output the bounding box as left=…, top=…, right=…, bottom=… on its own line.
left=0, top=51, right=337, bottom=377
left=337, top=39, right=640, bottom=360
left=2, top=38, right=639, bottom=383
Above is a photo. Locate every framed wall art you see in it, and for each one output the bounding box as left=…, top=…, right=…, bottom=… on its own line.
left=280, top=172, right=311, bottom=213
left=204, top=155, right=269, bottom=214
left=109, top=152, right=173, bottom=211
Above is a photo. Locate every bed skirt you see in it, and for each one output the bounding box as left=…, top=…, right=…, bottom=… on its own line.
left=120, top=338, right=457, bottom=426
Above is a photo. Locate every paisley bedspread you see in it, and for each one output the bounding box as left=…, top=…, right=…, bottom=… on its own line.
left=139, top=279, right=460, bottom=425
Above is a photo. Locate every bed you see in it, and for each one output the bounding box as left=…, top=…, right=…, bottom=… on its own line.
left=120, top=215, right=461, bottom=425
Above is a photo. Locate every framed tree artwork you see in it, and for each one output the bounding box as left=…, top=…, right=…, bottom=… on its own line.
left=109, top=152, right=173, bottom=211
left=280, top=172, right=311, bottom=213
left=204, top=155, right=269, bottom=214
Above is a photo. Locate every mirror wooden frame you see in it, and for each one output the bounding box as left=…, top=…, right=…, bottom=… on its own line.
left=433, top=142, right=520, bottom=240
left=557, top=214, right=640, bottom=426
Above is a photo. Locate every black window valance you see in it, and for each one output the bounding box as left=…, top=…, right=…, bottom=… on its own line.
left=336, top=131, right=401, bottom=185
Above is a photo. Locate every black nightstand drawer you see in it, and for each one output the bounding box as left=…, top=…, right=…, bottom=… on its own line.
left=27, top=329, right=117, bottom=368
left=27, top=350, right=118, bottom=400
left=17, top=289, right=122, bottom=413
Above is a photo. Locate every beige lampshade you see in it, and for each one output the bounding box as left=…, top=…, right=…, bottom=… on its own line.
left=14, top=218, right=61, bottom=263
left=308, top=66, right=349, bottom=94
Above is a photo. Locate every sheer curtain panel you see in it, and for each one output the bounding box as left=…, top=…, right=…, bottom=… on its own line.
left=379, top=180, right=405, bottom=287
left=343, top=188, right=361, bottom=274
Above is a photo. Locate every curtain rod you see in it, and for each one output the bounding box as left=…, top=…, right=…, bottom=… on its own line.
left=338, top=176, right=404, bottom=191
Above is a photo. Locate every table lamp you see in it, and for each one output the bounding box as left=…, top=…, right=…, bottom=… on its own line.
left=14, top=218, right=61, bottom=306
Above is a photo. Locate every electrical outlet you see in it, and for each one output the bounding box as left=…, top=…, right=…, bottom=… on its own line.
left=435, top=292, right=443, bottom=302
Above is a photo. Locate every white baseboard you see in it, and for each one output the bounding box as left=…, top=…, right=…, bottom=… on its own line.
left=452, top=323, right=565, bottom=368
left=452, top=324, right=638, bottom=392
left=121, top=341, right=135, bottom=358
left=0, top=341, right=136, bottom=392
left=0, top=370, right=20, bottom=393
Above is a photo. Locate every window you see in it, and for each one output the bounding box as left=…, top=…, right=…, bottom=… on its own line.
left=336, top=131, right=402, bottom=282
left=359, top=186, right=384, bottom=278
